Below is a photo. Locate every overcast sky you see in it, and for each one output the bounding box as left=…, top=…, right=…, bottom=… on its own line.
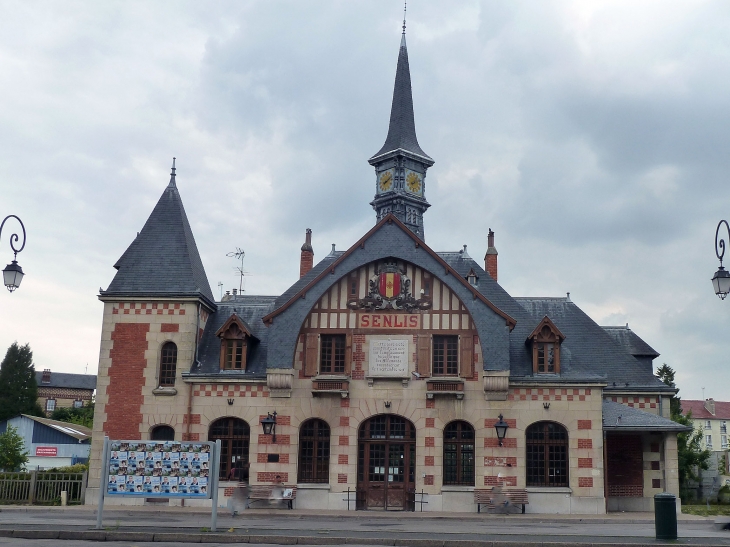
left=2, top=0, right=729, bottom=401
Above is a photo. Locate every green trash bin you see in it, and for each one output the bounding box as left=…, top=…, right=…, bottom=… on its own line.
left=655, top=492, right=677, bottom=540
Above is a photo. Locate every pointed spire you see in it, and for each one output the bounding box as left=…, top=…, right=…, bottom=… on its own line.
left=168, top=157, right=177, bottom=188
left=104, top=162, right=215, bottom=306
left=370, top=14, right=431, bottom=162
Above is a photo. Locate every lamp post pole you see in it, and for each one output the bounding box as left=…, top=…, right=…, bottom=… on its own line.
left=0, top=215, right=26, bottom=292
left=712, top=220, right=730, bottom=300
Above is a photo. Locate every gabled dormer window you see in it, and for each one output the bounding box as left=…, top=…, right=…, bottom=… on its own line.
left=528, top=316, right=565, bottom=374
left=216, top=314, right=257, bottom=371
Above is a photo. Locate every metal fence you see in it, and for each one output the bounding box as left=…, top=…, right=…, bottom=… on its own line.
left=0, top=471, right=87, bottom=505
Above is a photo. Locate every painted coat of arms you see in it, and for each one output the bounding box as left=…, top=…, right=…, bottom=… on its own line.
left=348, top=261, right=431, bottom=313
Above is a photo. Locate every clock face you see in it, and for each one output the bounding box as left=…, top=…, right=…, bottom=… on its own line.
left=406, top=171, right=422, bottom=194
left=378, top=170, right=393, bottom=192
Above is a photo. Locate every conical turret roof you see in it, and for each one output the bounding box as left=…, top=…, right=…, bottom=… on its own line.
left=103, top=162, right=215, bottom=306
left=370, top=34, right=432, bottom=162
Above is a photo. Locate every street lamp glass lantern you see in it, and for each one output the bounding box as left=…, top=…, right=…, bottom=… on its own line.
left=712, top=267, right=730, bottom=300
left=494, top=414, right=509, bottom=446
left=261, top=412, right=277, bottom=436
left=3, top=260, right=23, bottom=292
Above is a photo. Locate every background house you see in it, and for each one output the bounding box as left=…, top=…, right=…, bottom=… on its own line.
left=683, top=398, right=730, bottom=499
left=0, top=414, right=91, bottom=469
left=35, top=370, right=96, bottom=416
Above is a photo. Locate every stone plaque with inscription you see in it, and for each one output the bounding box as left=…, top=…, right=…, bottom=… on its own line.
left=369, top=338, right=409, bottom=377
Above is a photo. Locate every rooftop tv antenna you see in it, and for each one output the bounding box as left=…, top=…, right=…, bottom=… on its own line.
left=217, top=281, right=224, bottom=300
left=226, top=247, right=248, bottom=294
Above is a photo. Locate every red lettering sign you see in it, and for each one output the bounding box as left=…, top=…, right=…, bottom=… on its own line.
left=358, top=314, right=421, bottom=329
left=35, top=446, right=57, bottom=457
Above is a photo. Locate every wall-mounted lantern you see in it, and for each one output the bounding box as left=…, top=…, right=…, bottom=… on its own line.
left=494, top=414, right=509, bottom=446
left=261, top=411, right=277, bottom=443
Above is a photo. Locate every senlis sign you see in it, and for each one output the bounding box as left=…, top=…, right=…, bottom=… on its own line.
left=36, top=446, right=58, bottom=457
left=358, top=314, right=420, bottom=329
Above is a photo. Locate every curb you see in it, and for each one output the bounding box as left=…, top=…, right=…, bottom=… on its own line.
left=0, top=529, right=725, bottom=547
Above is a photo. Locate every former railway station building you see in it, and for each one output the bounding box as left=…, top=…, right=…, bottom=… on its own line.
left=88, top=26, right=688, bottom=514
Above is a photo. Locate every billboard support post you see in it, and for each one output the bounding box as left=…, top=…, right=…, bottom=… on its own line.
left=211, top=439, right=221, bottom=532
left=96, top=436, right=110, bottom=530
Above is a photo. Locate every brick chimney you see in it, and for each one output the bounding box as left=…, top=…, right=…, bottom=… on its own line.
left=41, top=369, right=51, bottom=384
left=705, top=398, right=716, bottom=415
left=484, top=229, right=498, bottom=282
left=300, top=228, right=314, bottom=278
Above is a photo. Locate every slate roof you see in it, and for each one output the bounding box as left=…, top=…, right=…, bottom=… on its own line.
left=369, top=34, right=432, bottom=163
left=683, top=400, right=730, bottom=420
left=35, top=371, right=96, bottom=390
left=103, top=166, right=215, bottom=307
left=20, top=414, right=92, bottom=441
left=439, top=249, right=671, bottom=390
left=602, top=326, right=660, bottom=358
left=602, top=401, right=691, bottom=432
left=190, top=295, right=277, bottom=378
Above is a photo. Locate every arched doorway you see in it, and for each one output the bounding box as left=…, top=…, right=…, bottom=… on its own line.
left=357, top=415, right=416, bottom=510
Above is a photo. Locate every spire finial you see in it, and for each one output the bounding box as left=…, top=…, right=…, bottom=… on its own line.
left=402, top=1, right=407, bottom=35
left=169, top=157, right=177, bottom=187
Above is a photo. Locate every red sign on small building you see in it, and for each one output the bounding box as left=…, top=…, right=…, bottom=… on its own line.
left=35, top=446, right=57, bottom=457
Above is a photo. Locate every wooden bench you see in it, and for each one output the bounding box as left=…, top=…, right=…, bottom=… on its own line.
left=247, top=485, right=297, bottom=509
left=474, top=488, right=528, bottom=514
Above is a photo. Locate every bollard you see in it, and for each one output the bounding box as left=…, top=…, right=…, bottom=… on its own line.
left=654, top=492, right=677, bottom=540
left=61, top=491, right=67, bottom=506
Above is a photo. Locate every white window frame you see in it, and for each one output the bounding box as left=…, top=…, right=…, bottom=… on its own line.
left=706, top=434, right=713, bottom=449
left=45, top=399, right=56, bottom=412
left=706, top=420, right=712, bottom=430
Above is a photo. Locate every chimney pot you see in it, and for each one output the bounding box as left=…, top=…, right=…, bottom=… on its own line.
left=300, top=228, right=314, bottom=278
left=232, top=288, right=237, bottom=296
left=485, top=228, right=498, bottom=282
left=42, top=369, right=51, bottom=384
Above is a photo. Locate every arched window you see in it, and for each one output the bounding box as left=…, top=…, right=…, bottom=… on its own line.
left=209, top=418, right=250, bottom=481
left=443, top=421, right=475, bottom=486
left=150, top=425, right=175, bottom=441
left=298, top=419, right=330, bottom=483
left=159, top=342, right=177, bottom=387
left=526, top=422, right=568, bottom=487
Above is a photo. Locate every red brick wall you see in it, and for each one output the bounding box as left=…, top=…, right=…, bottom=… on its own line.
left=160, top=323, right=179, bottom=333
left=577, top=438, right=593, bottom=449
left=104, top=323, right=149, bottom=439
left=257, top=472, right=289, bottom=483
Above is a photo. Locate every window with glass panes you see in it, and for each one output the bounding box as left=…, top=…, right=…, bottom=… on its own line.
left=298, top=419, right=331, bottom=483
left=150, top=425, right=175, bottom=441
left=443, top=421, right=475, bottom=486
left=223, top=339, right=244, bottom=370
left=320, top=334, right=346, bottom=374
left=526, top=422, right=568, bottom=487
left=208, top=418, right=250, bottom=480
left=159, top=342, right=178, bottom=386
left=432, top=335, right=458, bottom=376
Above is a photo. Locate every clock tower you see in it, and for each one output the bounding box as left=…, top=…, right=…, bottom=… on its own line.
left=369, top=29, right=433, bottom=240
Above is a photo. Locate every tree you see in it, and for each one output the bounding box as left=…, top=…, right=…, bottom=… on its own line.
left=0, top=425, right=28, bottom=471
left=51, top=401, right=95, bottom=429
left=655, top=363, right=711, bottom=496
left=0, top=342, right=44, bottom=422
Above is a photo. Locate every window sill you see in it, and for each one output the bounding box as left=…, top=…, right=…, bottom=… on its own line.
left=525, top=487, right=572, bottom=494
left=152, top=387, right=177, bottom=396
left=296, top=483, right=330, bottom=490
left=441, top=485, right=474, bottom=492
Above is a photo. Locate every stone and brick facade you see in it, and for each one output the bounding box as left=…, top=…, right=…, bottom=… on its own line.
left=87, top=25, right=688, bottom=515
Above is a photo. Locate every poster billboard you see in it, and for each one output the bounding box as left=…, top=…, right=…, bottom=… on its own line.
left=105, top=440, right=213, bottom=498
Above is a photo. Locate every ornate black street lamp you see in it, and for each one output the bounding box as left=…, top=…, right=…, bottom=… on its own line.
left=0, top=215, right=26, bottom=292
left=713, top=220, right=730, bottom=300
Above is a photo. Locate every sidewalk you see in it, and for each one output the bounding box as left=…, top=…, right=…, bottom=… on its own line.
left=0, top=505, right=725, bottom=546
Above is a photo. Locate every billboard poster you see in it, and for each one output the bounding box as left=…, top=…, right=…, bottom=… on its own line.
left=106, top=440, right=212, bottom=498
